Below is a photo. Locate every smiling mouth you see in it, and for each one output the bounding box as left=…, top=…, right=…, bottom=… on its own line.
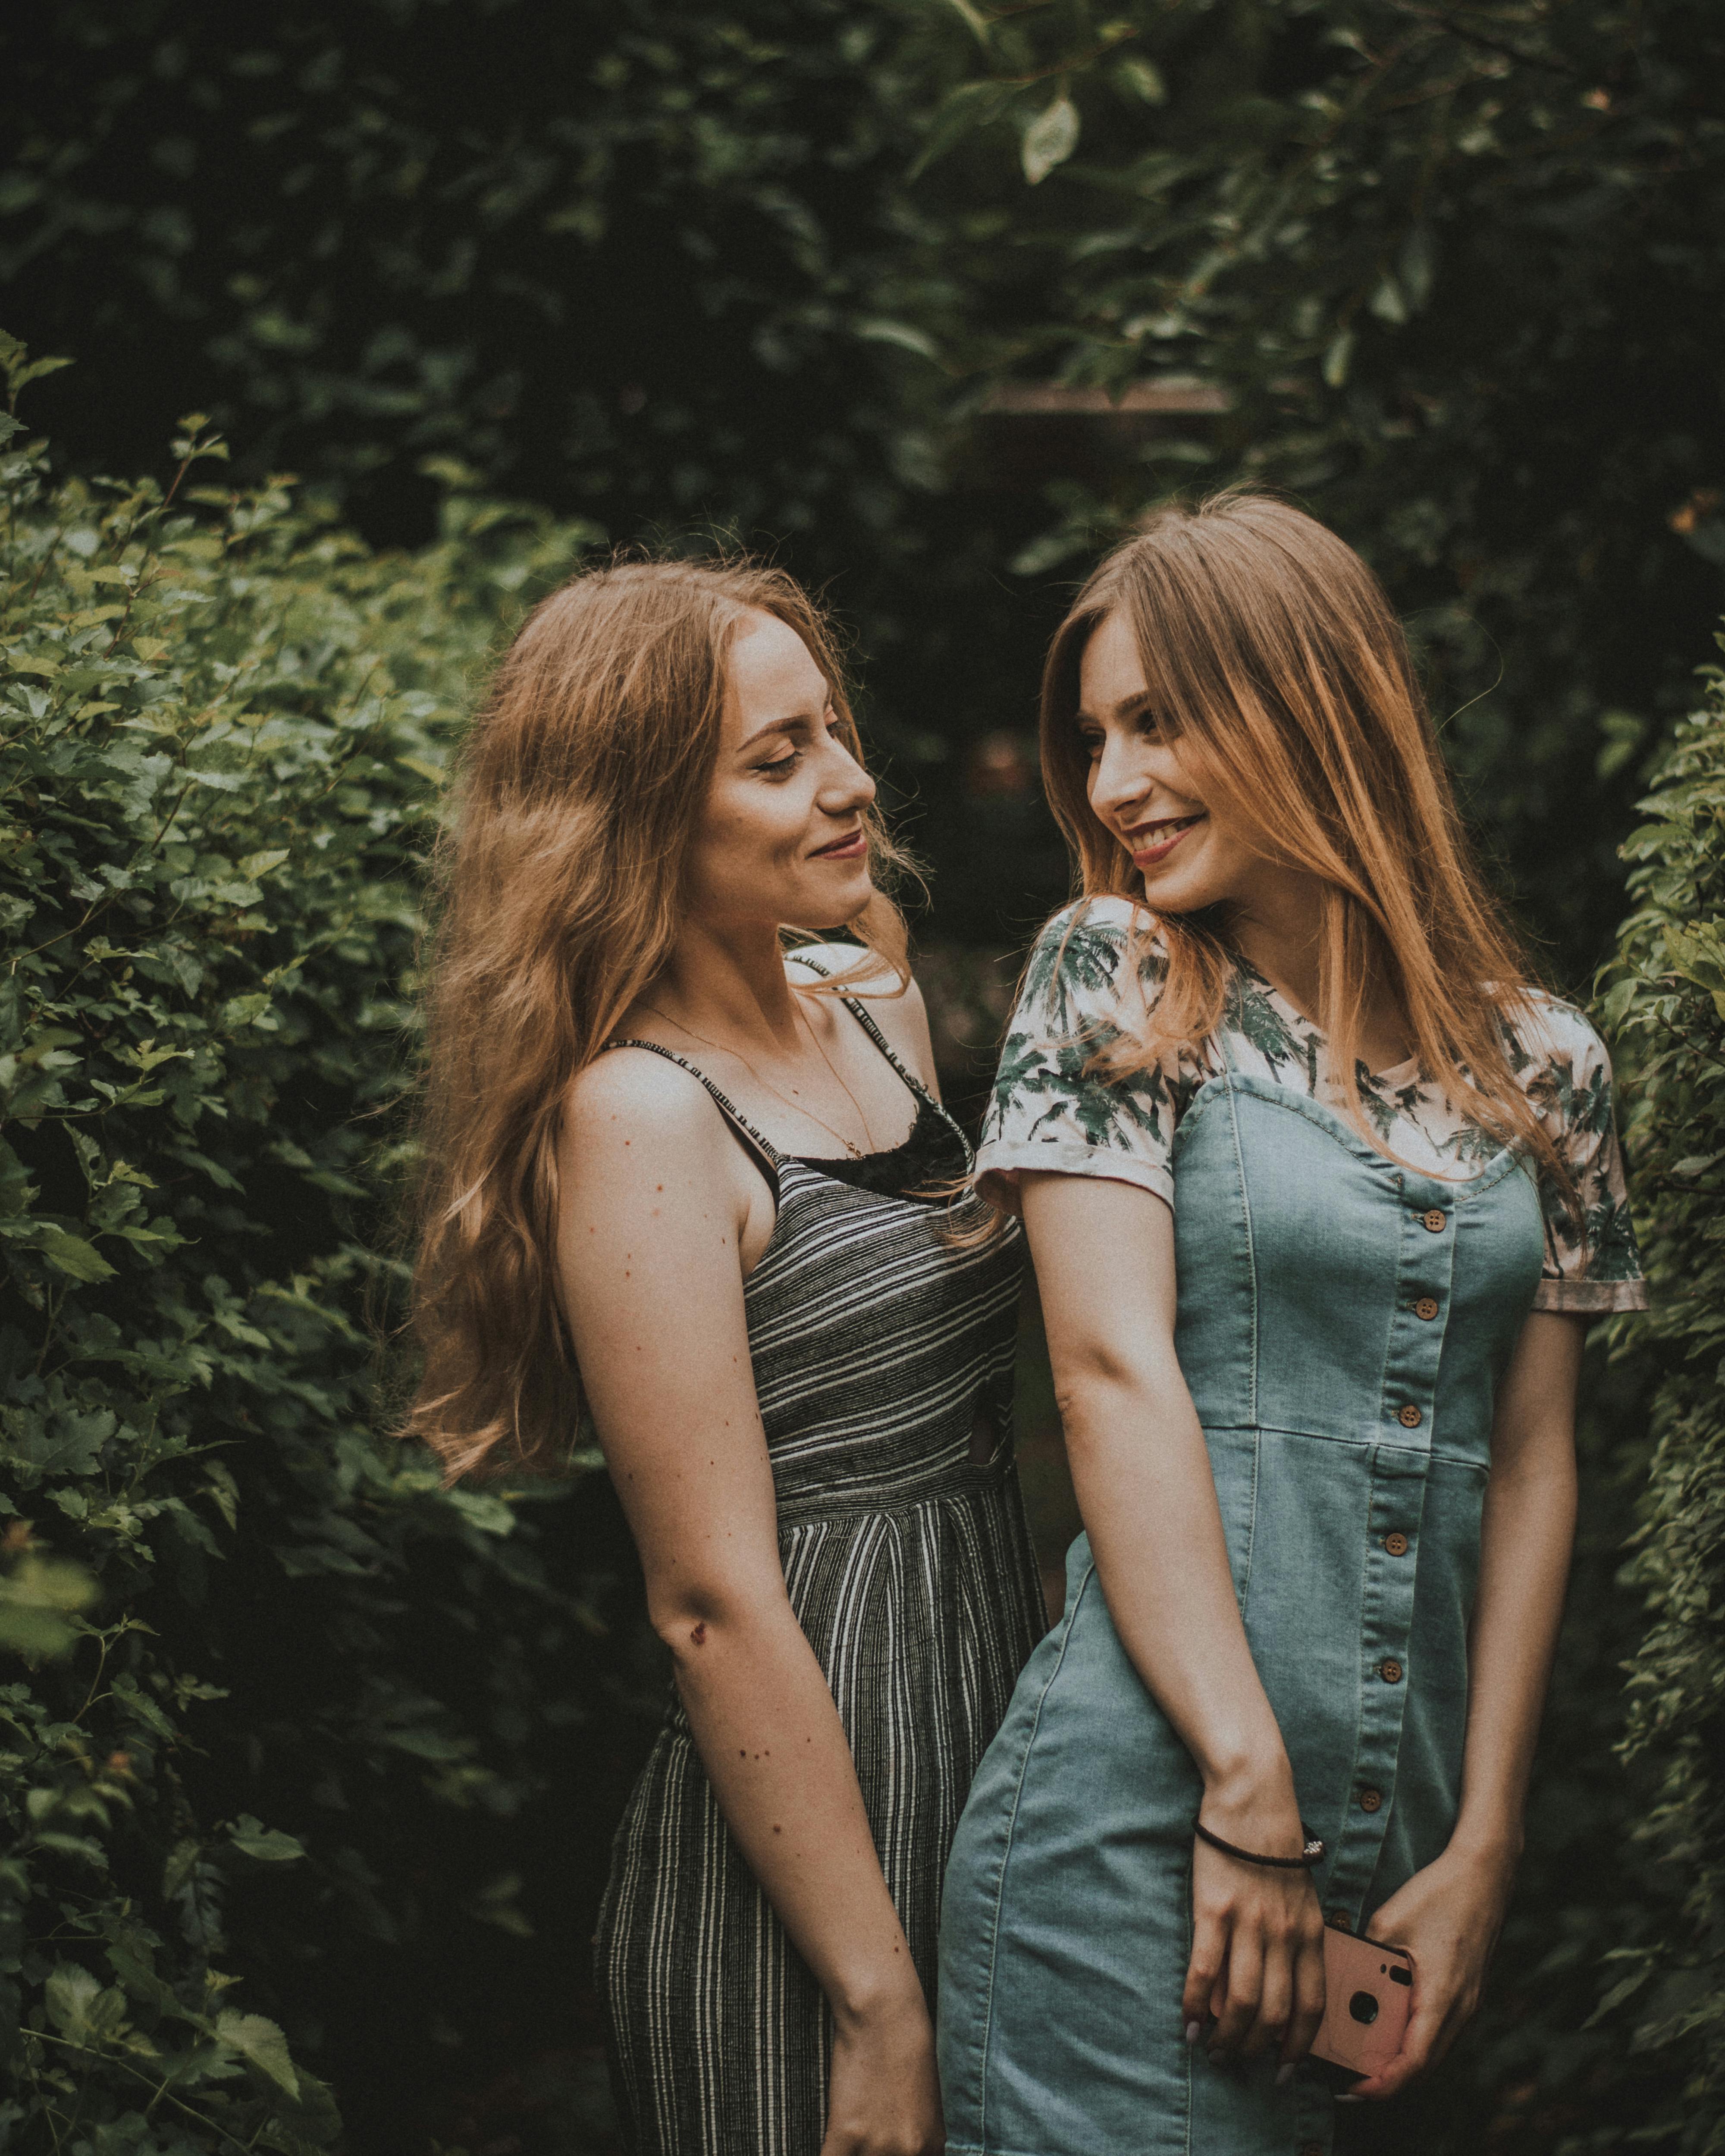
left=1126, top=812, right=1204, bottom=862
left=810, top=829, right=867, bottom=860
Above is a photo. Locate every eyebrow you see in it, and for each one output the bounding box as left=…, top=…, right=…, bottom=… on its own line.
left=737, top=705, right=830, bottom=752
left=1074, top=689, right=1156, bottom=726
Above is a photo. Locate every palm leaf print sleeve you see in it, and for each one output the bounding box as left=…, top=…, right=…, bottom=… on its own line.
left=1514, top=996, right=1650, bottom=1316
left=974, top=899, right=1190, bottom=1216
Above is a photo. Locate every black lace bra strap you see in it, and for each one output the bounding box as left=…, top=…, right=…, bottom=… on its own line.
left=601, top=1038, right=781, bottom=1195
left=790, top=952, right=935, bottom=1107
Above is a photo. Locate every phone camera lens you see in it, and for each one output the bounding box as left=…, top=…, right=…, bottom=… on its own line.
left=1349, top=1990, right=1380, bottom=2026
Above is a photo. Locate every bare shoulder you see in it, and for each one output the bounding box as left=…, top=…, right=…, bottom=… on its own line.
left=561, top=1046, right=735, bottom=1187
left=787, top=940, right=937, bottom=1089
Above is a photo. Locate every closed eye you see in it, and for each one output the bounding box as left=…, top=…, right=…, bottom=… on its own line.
left=753, top=705, right=840, bottom=780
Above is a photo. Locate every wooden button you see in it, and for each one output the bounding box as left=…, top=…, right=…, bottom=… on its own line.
left=1415, top=1296, right=1439, bottom=1320
left=1421, top=1208, right=1446, bottom=1232
left=1358, top=1786, right=1383, bottom=1812
left=1379, top=1658, right=1404, bottom=1683
left=1384, top=1531, right=1409, bottom=1556
left=1397, top=1404, right=1421, bottom=1428
left=1325, top=1907, right=1352, bottom=1931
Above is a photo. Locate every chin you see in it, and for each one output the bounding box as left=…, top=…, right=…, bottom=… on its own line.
left=791, top=887, right=873, bottom=935
left=1138, top=872, right=1213, bottom=915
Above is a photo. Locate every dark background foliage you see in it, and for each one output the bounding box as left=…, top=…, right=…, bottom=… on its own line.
left=1, top=2, right=1724, bottom=2151
left=0, top=382, right=651, bottom=2153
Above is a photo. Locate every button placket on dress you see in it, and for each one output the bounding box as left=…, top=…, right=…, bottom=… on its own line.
left=1319, top=1185, right=1457, bottom=1921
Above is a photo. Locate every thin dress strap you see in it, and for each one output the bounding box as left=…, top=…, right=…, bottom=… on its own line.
left=790, top=954, right=937, bottom=1106
left=792, top=953, right=973, bottom=1166
left=601, top=1037, right=781, bottom=1195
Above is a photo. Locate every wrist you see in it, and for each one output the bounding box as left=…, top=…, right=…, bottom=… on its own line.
left=1199, top=1745, right=1296, bottom=1810
left=1445, top=1816, right=1524, bottom=1880
left=1197, top=1752, right=1302, bottom=1849
left=826, top=1958, right=928, bottom=2033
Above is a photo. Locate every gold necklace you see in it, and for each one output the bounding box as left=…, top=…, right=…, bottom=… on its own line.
left=640, top=1001, right=875, bottom=1160
left=800, top=1002, right=881, bottom=1150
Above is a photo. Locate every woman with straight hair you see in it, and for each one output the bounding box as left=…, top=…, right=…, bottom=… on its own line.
left=406, top=557, right=1044, bottom=2156
left=936, top=494, right=1646, bottom=2154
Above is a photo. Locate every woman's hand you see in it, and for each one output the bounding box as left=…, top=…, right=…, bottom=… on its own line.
left=1342, top=1841, right=1516, bottom=2100
left=822, top=1980, right=944, bottom=2156
left=1183, top=1782, right=1328, bottom=2075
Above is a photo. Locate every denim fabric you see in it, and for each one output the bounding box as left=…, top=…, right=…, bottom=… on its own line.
left=938, top=1072, right=1546, bottom=2154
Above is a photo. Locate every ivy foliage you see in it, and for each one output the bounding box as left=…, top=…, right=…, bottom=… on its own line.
left=1595, top=643, right=1725, bottom=2143
left=0, top=340, right=611, bottom=2153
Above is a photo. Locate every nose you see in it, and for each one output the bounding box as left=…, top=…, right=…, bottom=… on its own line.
left=1089, top=728, right=1150, bottom=824
left=819, top=736, right=876, bottom=813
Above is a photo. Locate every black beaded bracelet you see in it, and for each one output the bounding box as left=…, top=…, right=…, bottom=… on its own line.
left=1192, top=1818, right=1326, bottom=1870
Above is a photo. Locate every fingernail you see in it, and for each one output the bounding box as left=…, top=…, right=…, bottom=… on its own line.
left=1336, top=2092, right=1365, bottom=2103
left=1275, top=2062, right=1295, bottom=2088
left=1184, top=2020, right=1201, bottom=2047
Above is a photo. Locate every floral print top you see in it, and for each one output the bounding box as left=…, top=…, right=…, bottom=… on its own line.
left=976, top=897, right=1647, bottom=1316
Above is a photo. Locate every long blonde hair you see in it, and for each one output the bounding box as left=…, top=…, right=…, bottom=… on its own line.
left=1040, top=492, right=1567, bottom=1192
left=406, top=557, right=911, bottom=1481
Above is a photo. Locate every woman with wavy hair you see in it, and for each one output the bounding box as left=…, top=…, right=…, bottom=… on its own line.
left=936, top=495, right=1646, bottom=2154
left=406, top=558, right=1044, bottom=2156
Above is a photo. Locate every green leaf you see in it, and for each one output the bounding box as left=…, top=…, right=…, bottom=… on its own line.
left=45, top=1962, right=129, bottom=2049
left=444, top=1489, right=518, bottom=1537
left=226, top=1814, right=307, bottom=1863
left=34, top=1225, right=117, bottom=1282
left=939, top=0, right=991, bottom=46
left=238, top=849, right=292, bottom=881
left=1022, top=94, right=1080, bottom=186
left=162, top=1837, right=201, bottom=1899
left=461, top=1871, right=534, bottom=1938
left=0, top=1554, right=97, bottom=1659
left=1113, top=56, right=1167, bottom=106
left=216, top=2008, right=300, bottom=2095
left=908, top=78, right=1010, bottom=182
left=220, top=992, right=276, bottom=1031
left=855, top=318, right=942, bottom=363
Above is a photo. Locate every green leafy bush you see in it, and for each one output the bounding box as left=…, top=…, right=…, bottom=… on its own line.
left=0, top=340, right=616, bottom=2153
left=1594, top=636, right=1725, bottom=2144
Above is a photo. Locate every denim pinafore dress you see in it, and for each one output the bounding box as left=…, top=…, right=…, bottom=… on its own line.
left=937, top=1044, right=1547, bottom=2155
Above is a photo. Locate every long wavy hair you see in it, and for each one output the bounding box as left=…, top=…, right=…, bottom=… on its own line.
left=1040, top=492, right=1569, bottom=1194
left=405, top=557, right=911, bottom=1482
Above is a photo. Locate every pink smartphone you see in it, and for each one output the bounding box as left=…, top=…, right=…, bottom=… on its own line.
left=1309, top=1930, right=1414, bottom=2077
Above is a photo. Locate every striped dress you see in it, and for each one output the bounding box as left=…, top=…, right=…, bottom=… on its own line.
left=593, top=996, right=1047, bottom=2156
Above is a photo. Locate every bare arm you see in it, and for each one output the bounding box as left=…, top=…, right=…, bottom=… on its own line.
left=559, top=1055, right=940, bottom=2155
left=1354, top=1308, right=1584, bottom=2099
left=1459, top=1309, right=1586, bottom=1856
left=1022, top=1172, right=1327, bottom=2068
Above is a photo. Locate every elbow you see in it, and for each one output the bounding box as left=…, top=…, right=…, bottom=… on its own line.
left=646, top=1574, right=790, bottom=1662
left=1051, top=1341, right=1169, bottom=1428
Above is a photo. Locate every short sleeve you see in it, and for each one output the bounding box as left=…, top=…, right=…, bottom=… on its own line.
left=1514, top=998, right=1648, bottom=1316
left=973, top=900, right=1193, bottom=1216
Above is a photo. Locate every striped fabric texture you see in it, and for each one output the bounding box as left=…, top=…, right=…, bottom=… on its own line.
left=593, top=1004, right=1047, bottom=2156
